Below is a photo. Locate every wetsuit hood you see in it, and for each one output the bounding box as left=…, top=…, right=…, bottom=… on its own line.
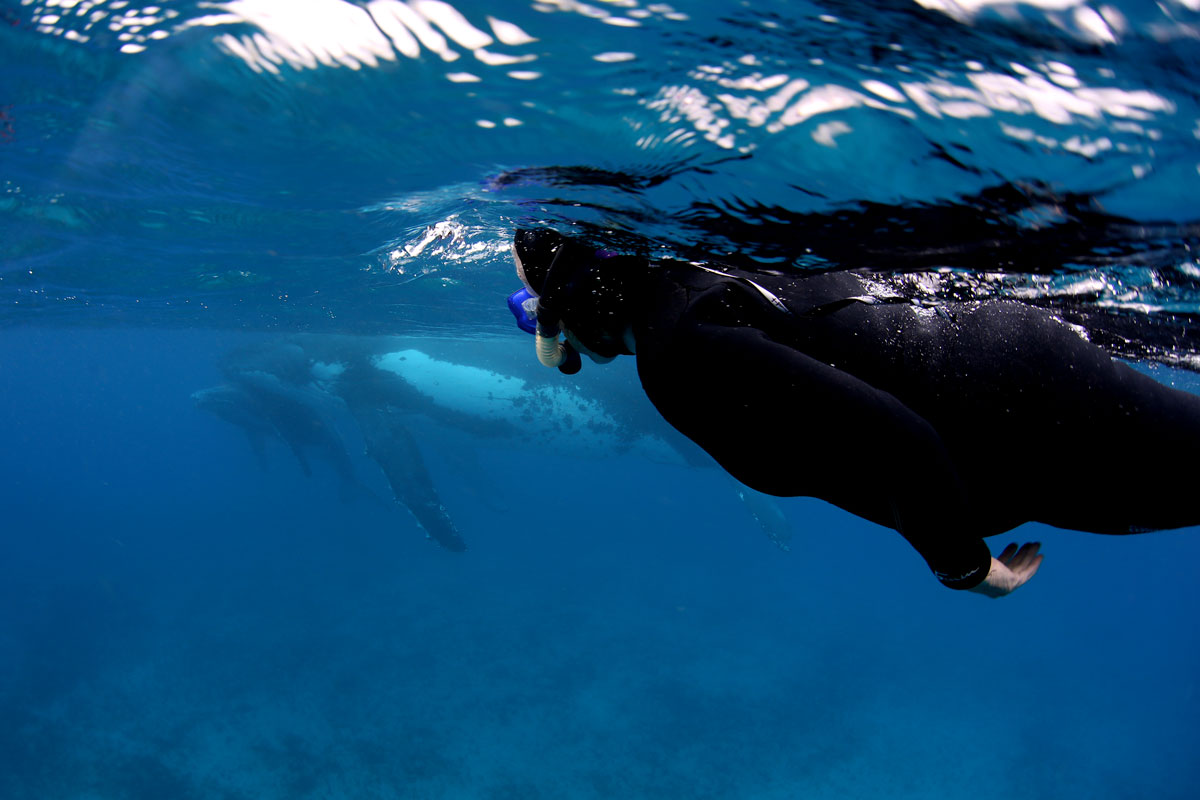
left=513, top=228, right=566, bottom=297
left=513, top=229, right=644, bottom=361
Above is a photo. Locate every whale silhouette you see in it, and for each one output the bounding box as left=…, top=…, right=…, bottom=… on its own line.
left=196, top=334, right=792, bottom=552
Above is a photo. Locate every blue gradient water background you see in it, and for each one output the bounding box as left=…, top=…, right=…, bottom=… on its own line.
left=3, top=1, right=1200, bottom=797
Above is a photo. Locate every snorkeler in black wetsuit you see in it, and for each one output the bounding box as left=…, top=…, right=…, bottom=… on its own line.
left=508, top=228, right=1200, bottom=596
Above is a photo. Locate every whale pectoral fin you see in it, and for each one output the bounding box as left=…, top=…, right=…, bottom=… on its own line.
left=354, top=411, right=467, bottom=552
left=380, top=429, right=467, bottom=552
left=404, top=494, right=468, bottom=553
left=729, top=478, right=794, bottom=552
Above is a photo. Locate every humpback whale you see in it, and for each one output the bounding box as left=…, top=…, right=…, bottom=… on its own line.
left=193, top=369, right=378, bottom=506
left=197, top=335, right=792, bottom=552
left=191, top=384, right=283, bottom=473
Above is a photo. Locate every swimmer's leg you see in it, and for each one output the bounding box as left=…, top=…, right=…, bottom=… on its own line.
left=948, top=303, right=1200, bottom=535
left=1040, top=362, right=1200, bottom=535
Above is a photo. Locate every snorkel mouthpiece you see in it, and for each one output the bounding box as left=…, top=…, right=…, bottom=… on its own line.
left=546, top=336, right=582, bottom=375
left=507, top=286, right=581, bottom=373
left=532, top=305, right=582, bottom=374
left=536, top=325, right=567, bottom=366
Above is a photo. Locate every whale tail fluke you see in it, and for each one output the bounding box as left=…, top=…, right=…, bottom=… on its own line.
left=731, top=479, right=794, bottom=552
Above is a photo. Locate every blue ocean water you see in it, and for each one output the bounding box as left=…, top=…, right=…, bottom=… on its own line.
left=3, top=1, right=1200, bottom=797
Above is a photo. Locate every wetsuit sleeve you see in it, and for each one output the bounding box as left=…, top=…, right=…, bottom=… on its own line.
left=634, top=284, right=991, bottom=589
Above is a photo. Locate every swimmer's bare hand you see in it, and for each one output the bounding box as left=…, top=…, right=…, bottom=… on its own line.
left=967, top=542, right=1043, bottom=598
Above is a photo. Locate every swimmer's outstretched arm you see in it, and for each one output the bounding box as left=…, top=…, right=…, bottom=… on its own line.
left=966, top=542, right=1044, bottom=598
left=632, top=285, right=993, bottom=589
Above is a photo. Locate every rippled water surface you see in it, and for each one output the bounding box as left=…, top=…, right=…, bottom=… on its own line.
left=2, top=1, right=1200, bottom=798
left=6, top=0, right=1200, bottom=348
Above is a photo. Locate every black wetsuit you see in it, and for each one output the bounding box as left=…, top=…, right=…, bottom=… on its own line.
left=528, top=235, right=1200, bottom=589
